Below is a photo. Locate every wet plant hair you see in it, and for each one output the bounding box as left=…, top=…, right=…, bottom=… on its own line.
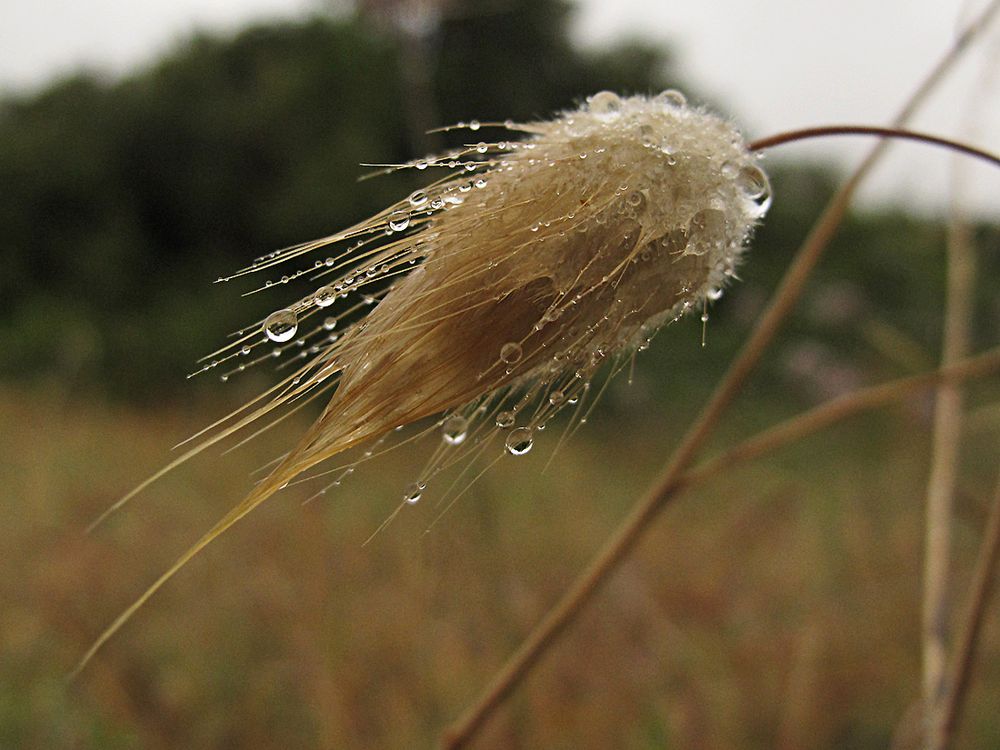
left=78, top=89, right=771, bottom=670
left=77, top=83, right=1000, bottom=687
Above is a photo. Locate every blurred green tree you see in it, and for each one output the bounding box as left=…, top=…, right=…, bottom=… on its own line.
left=0, top=1, right=677, bottom=398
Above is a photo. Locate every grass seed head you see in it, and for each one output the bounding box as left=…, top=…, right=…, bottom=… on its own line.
left=248, top=90, right=771, bottom=477
left=77, top=91, right=773, bottom=673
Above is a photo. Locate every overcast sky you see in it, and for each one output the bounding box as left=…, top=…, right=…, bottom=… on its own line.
left=1, top=0, right=998, bottom=214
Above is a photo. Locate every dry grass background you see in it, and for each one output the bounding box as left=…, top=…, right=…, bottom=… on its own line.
left=3, top=372, right=999, bottom=748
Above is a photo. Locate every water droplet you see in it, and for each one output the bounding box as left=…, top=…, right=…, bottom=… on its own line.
left=656, top=89, right=687, bottom=108
left=660, top=228, right=688, bottom=254
left=500, top=342, right=523, bottom=364
left=474, top=178, right=487, bottom=189
left=549, top=390, right=565, bottom=406
left=408, top=190, right=428, bottom=207
left=388, top=210, right=410, bottom=232
left=707, top=287, right=724, bottom=301
left=469, top=119, right=481, bottom=131
left=626, top=190, right=646, bottom=211
left=476, top=142, right=488, bottom=154
left=323, top=316, right=337, bottom=331
left=314, top=285, right=337, bottom=307
left=737, top=164, right=772, bottom=215
left=240, top=345, right=252, bottom=355
left=505, top=428, right=534, bottom=456
left=721, top=161, right=739, bottom=178
left=263, top=309, right=298, bottom=343
left=442, top=415, right=469, bottom=446
left=496, top=411, right=516, bottom=428
left=588, top=91, right=622, bottom=115
left=403, top=482, right=425, bottom=504
left=415, top=160, right=428, bottom=170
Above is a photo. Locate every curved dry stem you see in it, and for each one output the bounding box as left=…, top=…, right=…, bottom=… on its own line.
left=441, top=3, right=1000, bottom=745
left=939, top=472, right=1000, bottom=747
left=749, top=126, right=1000, bottom=170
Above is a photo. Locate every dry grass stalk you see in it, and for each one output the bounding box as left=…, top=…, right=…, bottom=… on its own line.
left=681, top=346, right=1000, bottom=491
left=939, top=472, right=1000, bottom=747
left=922, top=151, right=976, bottom=750
left=924, top=40, right=999, bottom=746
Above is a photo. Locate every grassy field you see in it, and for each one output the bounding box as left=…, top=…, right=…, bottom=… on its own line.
left=2, top=375, right=999, bottom=749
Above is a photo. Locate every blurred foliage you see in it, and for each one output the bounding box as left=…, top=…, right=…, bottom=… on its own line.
left=0, top=0, right=680, bottom=400
left=0, top=0, right=997, bottom=406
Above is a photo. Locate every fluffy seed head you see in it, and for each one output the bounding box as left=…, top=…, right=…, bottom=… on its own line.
left=79, top=91, right=773, bottom=673
left=206, top=89, right=772, bottom=481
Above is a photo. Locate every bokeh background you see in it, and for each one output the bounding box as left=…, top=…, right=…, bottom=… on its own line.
left=2, top=0, right=999, bottom=747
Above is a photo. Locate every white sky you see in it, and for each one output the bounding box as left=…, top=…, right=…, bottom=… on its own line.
left=1, top=0, right=998, bottom=214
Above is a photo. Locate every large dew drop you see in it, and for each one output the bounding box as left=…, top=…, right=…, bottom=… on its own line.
left=505, top=427, right=534, bottom=456
left=442, top=415, right=469, bottom=446
left=403, top=482, right=425, bottom=504
left=263, top=309, right=298, bottom=343
left=655, top=89, right=687, bottom=108
left=587, top=91, right=622, bottom=115
left=314, top=285, right=337, bottom=308
left=736, top=164, right=772, bottom=216
left=500, top=342, right=523, bottom=364
left=388, top=210, right=411, bottom=232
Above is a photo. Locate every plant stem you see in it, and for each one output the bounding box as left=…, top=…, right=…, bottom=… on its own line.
left=922, top=183, right=975, bottom=750
left=749, top=126, right=1000, bottom=170
left=939, top=473, right=1000, bottom=747
left=682, top=347, right=1000, bottom=492
left=925, top=44, right=996, bottom=747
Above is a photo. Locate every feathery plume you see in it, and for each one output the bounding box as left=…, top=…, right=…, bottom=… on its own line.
left=77, top=90, right=771, bottom=673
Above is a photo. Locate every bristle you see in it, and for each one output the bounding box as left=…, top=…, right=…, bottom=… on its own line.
left=277, top=90, right=769, bottom=469
left=80, top=90, right=771, bottom=672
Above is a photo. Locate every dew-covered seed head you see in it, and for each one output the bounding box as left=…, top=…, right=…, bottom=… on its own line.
left=191, top=90, right=771, bottom=569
